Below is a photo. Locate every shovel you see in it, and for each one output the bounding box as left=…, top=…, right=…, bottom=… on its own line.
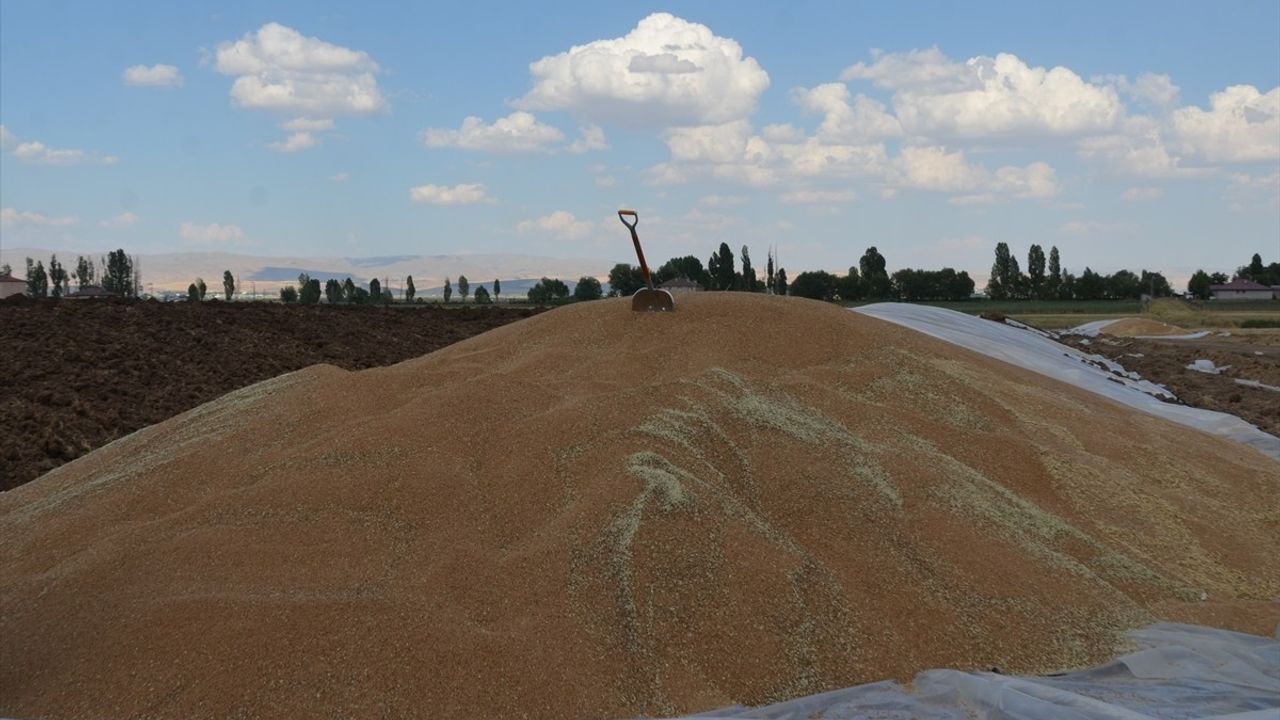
left=618, top=210, right=675, bottom=312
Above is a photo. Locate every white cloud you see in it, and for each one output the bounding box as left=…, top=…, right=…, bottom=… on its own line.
left=99, top=212, right=139, bottom=229
left=329, top=172, right=350, bottom=182
left=517, top=12, right=770, bottom=127
left=281, top=117, right=334, bottom=131
left=516, top=210, right=594, bottom=240
left=893, top=145, right=986, bottom=192
left=0, top=125, right=13, bottom=150
left=422, top=111, right=565, bottom=153
left=567, top=124, right=610, bottom=154
left=180, top=221, right=248, bottom=246
left=1059, top=220, right=1138, bottom=236
left=844, top=49, right=1122, bottom=138
left=268, top=131, right=318, bottom=153
left=1122, top=186, right=1163, bottom=202
left=1172, top=85, right=1279, bottom=163
left=1077, top=116, right=1209, bottom=179
left=122, top=63, right=183, bottom=88
left=409, top=183, right=494, bottom=205
left=593, top=175, right=617, bottom=188
left=1224, top=171, right=1280, bottom=211
left=1, top=208, right=79, bottom=228
left=793, top=83, right=902, bottom=141
left=992, top=161, right=1059, bottom=199
left=11, top=140, right=118, bottom=166
left=781, top=190, right=858, bottom=204
left=1097, top=72, right=1180, bottom=109
left=698, top=194, right=747, bottom=206
left=214, top=22, right=387, bottom=117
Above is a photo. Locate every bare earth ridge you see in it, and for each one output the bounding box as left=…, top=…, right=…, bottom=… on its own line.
left=2, top=293, right=1276, bottom=719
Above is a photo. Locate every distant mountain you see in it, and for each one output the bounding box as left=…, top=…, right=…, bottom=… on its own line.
left=5, top=248, right=609, bottom=297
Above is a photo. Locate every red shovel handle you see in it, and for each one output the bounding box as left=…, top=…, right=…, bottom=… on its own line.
left=618, top=210, right=654, bottom=290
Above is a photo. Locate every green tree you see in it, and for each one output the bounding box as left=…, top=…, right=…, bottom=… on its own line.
left=789, top=270, right=839, bottom=301
left=325, top=278, right=342, bottom=303
left=1027, top=244, right=1046, bottom=299
left=988, top=242, right=1024, bottom=300
left=279, top=285, right=298, bottom=303
left=342, top=277, right=357, bottom=302
left=299, top=277, right=322, bottom=304
left=607, top=263, right=644, bottom=297
left=405, top=275, right=416, bottom=302
left=223, top=270, right=236, bottom=301
left=776, top=268, right=788, bottom=295
left=1139, top=270, right=1173, bottom=297
left=837, top=267, right=863, bottom=301
left=26, top=258, right=49, bottom=297
left=48, top=255, right=68, bottom=298
left=1046, top=246, right=1063, bottom=298
left=493, top=278, right=501, bottom=302
left=1240, top=253, right=1266, bottom=282
left=740, top=246, right=758, bottom=291
left=655, top=255, right=709, bottom=288
left=766, top=250, right=776, bottom=294
left=72, top=254, right=94, bottom=288
left=188, top=283, right=200, bottom=301
left=708, top=243, right=735, bottom=290
left=103, top=249, right=135, bottom=297
left=1106, top=269, right=1142, bottom=299
left=443, top=277, right=453, bottom=303
left=1075, top=267, right=1106, bottom=300
left=573, top=276, right=603, bottom=301
left=474, top=286, right=492, bottom=304
left=527, top=277, right=570, bottom=303
left=859, top=247, right=891, bottom=298
left=196, top=277, right=207, bottom=300
left=370, top=277, right=381, bottom=299
left=1187, top=270, right=1213, bottom=300
left=457, top=275, right=469, bottom=302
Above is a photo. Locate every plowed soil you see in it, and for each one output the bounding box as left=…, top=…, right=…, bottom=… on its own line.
left=3, top=293, right=1276, bottom=719
left=0, top=298, right=542, bottom=489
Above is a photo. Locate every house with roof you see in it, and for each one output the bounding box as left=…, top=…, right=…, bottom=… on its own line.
left=0, top=273, right=27, bottom=299
left=67, top=285, right=119, bottom=299
left=658, top=277, right=703, bottom=293
left=1208, top=278, right=1274, bottom=301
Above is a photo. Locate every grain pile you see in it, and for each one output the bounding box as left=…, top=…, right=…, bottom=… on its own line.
left=2, top=293, right=1277, bottom=719
left=1100, top=317, right=1191, bottom=337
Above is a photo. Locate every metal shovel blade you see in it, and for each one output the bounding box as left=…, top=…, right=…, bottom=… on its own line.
left=632, top=287, right=675, bottom=312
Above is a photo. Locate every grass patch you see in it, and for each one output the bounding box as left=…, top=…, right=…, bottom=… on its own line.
left=1240, top=318, right=1280, bottom=328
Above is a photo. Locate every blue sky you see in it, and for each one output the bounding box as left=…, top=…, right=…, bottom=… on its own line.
left=2, top=0, right=1277, bottom=286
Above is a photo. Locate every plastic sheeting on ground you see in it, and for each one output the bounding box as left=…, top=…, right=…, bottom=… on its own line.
left=673, top=623, right=1279, bottom=719
left=1065, top=318, right=1211, bottom=340
left=853, top=303, right=1280, bottom=461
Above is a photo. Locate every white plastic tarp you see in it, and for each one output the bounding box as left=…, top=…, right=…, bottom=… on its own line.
left=673, top=623, right=1280, bottom=719
left=853, top=303, right=1280, bottom=461
left=1064, top=318, right=1211, bottom=340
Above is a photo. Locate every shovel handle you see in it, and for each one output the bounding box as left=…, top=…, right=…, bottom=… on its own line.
left=618, top=210, right=654, bottom=290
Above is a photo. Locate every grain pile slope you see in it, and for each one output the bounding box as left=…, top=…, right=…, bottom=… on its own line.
left=2, top=293, right=1277, bottom=719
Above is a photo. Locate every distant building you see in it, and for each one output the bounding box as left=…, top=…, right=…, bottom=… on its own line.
left=658, top=277, right=703, bottom=293
left=67, top=285, right=118, bottom=300
left=0, top=273, right=26, bottom=299
left=1208, top=279, right=1273, bottom=301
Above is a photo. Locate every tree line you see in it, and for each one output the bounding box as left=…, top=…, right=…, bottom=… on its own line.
left=13, top=250, right=138, bottom=298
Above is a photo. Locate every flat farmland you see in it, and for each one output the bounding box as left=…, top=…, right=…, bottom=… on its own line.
left=1, top=298, right=544, bottom=489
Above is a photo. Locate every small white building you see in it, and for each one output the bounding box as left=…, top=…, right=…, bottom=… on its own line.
left=0, top=273, right=26, bottom=299
left=1208, top=279, right=1274, bottom=301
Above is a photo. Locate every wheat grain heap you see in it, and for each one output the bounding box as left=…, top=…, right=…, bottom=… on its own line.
left=3, top=294, right=1277, bottom=719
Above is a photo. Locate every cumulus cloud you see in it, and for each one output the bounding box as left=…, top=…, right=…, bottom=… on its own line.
left=409, top=183, right=494, bottom=205
left=1224, top=171, right=1280, bottom=211
left=122, top=63, right=183, bottom=88
left=268, top=131, right=318, bottom=153
left=568, top=124, right=610, bottom=154
left=1172, top=85, right=1279, bottom=163
left=893, top=145, right=986, bottom=192
left=99, top=212, right=139, bottom=229
left=517, top=12, right=770, bottom=126
left=422, top=111, right=565, bottom=153
left=1, top=208, right=79, bottom=228
left=1097, top=72, right=1180, bottom=109
left=781, top=190, right=858, bottom=204
left=793, top=83, right=901, bottom=141
left=1077, top=116, right=1209, bottom=179
left=1122, top=186, right=1163, bottom=202
left=843, top=49, right=1122, bottom=138
left=180, top=221, right=248, bottom=246
left=12, top=140, right=118, bottom=166
left=516, top=210, right=594, bottom=240
left=281, top=117, right=334, bottom=131
left=214, top=22, right=387, bottom=117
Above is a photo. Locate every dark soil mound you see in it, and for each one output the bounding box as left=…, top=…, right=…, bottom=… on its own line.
left=0, top=299, right=541, bottom=489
